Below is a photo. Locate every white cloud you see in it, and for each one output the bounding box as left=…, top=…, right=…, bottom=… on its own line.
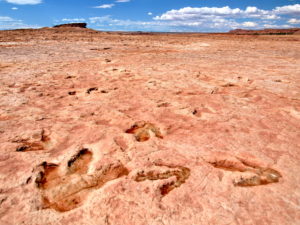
left=88, top=15, right=242, bottom=32
left=154, top=4, right=300, bottom=22
left=89, top=16, right=166, bottom=31
left=151, top=4, right=300, bottom=31
left=11, top=7, right=18, bottom=10
left=263, top=24, right=292, bottom=29
left=61, top=18, right=86, bottom=23
left=245, top=6, right=258, bottom=14
left=94, top=4, right=114, bottom=9
left=264, top=15, right=280, bottom=20
left=274, top=4, right=300, bottom=15
left=116, top=0, right=130, bottom=2
left=242, top=21, right=258, bottom=28
left=89, top=16, right=112, bottom=24
left=0, top=16, right=14, bottom=22
left=87, top=13, right=296, bottom=32
left=51, top=4, right=300, bottom=32
left=153, top=6, right=280, bottom=21
left=154, top=6, right=242, bottom=21
left=4, top=0, right=42, bottom=5
left=288, top=18, right=300, bottom=24
left=0, top=16, right=40, bottom=29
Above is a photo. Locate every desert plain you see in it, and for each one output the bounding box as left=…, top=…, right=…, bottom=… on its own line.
left=0, top=27, right=300, bottom=225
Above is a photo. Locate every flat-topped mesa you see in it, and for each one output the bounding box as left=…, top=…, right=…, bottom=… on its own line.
left=53, top=23, right=87, bottom=28
left=229, top=28, right=300, bottom=35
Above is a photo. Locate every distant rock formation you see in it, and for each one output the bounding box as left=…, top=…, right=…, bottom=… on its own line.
left=229, top=28, right=300, bottom=35
left=53, top=23, right=87, bottom=28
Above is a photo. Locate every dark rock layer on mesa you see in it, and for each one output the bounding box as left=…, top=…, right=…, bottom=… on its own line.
left=53, top=23, right=87, bottom=28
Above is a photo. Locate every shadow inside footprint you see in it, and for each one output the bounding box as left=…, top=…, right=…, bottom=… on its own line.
left=67, top=148, right=92, bottom=174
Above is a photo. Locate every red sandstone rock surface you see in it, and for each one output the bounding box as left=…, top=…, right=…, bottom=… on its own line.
left=0, top=28, right=300, bottom=225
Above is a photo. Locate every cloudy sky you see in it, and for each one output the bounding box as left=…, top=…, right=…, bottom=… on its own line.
left=0, top=0, right=300, bottom=31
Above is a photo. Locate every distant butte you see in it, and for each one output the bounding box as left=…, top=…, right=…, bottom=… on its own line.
left=229, top=27, right=300, bottom=35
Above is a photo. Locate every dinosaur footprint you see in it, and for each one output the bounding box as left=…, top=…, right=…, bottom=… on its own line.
left=126, top=121, right=163, bottom=142
left=35, top=149, right=129, bottom=212
left=134, top=163, right=190, bottom=196
left=208, top=156, right=282, bottom=187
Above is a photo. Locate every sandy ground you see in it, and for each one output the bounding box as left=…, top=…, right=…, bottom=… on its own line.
left=0, top=28, right=300, bottom=225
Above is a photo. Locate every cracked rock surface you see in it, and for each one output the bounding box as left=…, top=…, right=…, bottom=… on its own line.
left=0, top=28, right=300, bottom=225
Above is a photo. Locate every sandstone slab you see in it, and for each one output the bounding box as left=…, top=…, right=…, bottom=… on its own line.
left=0, top=28, right=299, bottom=225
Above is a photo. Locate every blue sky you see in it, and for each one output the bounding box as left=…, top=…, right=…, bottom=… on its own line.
left=0, top=0, right=300, bottom=31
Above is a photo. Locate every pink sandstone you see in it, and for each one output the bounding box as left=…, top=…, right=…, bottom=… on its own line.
left=0, top=28, right=299, bottom=225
